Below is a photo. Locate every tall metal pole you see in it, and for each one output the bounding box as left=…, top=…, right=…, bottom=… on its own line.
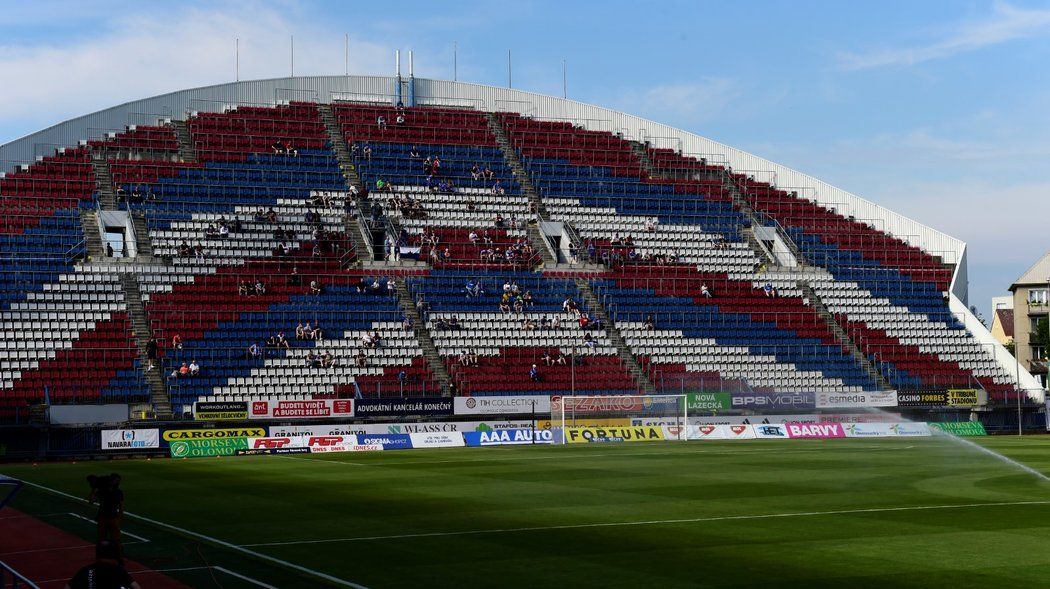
left=562, top=59, right=567, bottom=98
left=571, top=344, right=576, bottom=397
left=345, top=34, right=349, bottom=75
left=453, top=41, right=458, bottom=81
left=235, top=38, right=239, bottom=82
left=290, top=35, right=295, bottom=77
left=508, top=49, right=512, bottom=88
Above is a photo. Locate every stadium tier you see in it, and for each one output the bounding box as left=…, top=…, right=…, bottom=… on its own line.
left=0, top=83, right=1031, bottom=421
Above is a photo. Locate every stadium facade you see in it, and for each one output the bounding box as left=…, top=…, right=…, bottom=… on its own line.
left=0, top=75, right=1042, bottom=425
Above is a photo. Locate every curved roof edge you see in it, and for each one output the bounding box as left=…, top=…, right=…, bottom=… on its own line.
left=0, top=74, right=963, bottom=269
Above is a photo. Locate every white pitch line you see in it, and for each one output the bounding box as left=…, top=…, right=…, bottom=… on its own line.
left=273, top=443, right=920, bottom=469
left=214, top=565, right=281, bottom=589
left=67, top=512, right=150, bottom=542
left=242, top=499, right=1050, bottom=548
left=21, top=481, right=370, bottom=589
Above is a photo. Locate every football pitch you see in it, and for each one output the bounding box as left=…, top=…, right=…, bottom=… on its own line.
left=4, top=436, right=1050, bottom=588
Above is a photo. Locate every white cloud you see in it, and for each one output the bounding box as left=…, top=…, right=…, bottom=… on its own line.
left=838, top=2, right=1050, bottom=70
left=0, top=4, right=397, bottom=143
left=614, top=78, right=741, bottom=125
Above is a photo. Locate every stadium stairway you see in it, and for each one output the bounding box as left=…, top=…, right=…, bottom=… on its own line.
left=78, top=209, right=106, bottom=260
left=485, top=112, right=549, bottom=220
left=394, top=278, right=452, bottom=395
left=120, top=274, right=171, bottom=417
left=798, top=279, right=891, bottom=390
left=89, top=156, right=118, bottom=209
left=172, top=119, right=197, bottom=163
left=574, top=277, right=656, bottom=393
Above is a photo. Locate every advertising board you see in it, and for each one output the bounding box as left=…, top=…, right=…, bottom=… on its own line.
left=551, top=395, right=644, bottom=413
left=784, top=423, right=845, bottom=439
left=946, top=389, right=979, bottom=407
left=687, top=424, right=758, bottom=440
left=267, top=421, right=537, bottom=438
left=248, top=399, right=354, bottom=420
left=730, top=392, right=816, bottom=411
left=843, top=422, right=933, bottom=438
left=356, top=434, right=414, bottom=450
left=454, top=396, right=551, bottom=415
left=354, top=398, right=453, bottom=418
left=163, top=427, right=266, bottom=442
left=409, top=432, right=465, bottom=448
left=192, top=401, right=248, bottom=421
left=564, top=426, right=665, bottom=444
left=815, top=391, right=898, bottom=409
left=463, top=429, right=554, bottom=446
left=752, top=423, right=790, bottom=439
left=896, top=392, right=948, bottom=407
left=929, top=421, right=987, bottom=436
left=101, top=429, right=160, bottom=450
left=686, top=393, right=731, bottom=411
left=169, top=438, right=248, bottom=458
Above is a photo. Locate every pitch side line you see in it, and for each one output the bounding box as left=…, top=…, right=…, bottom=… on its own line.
left=274, top=443, right=919, bottom=468
left=36, top=565, right=278, bottom=588
left=21, top=481, right=370, bottom=589
left=66, top=512, right=150, bottom=542
left=242, top=500, right=1050, bottom=547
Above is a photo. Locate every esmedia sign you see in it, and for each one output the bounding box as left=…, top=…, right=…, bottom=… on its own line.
left=731, top=393, right=816, bottom=411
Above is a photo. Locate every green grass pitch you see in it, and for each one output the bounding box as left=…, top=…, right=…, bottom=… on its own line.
left=4, top=436, right=1050, bottom=588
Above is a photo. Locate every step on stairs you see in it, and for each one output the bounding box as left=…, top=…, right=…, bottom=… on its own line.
left=394, top=281, right=452, bottom=396
left=119, top=274, right=172, bottom=417
left=79, top=210, right=106, bottom=260
left=798, top=281, right=893, bottom=391
left=574, top=278, right=657, bottom=394
left=484, top=112, right=549, bottom=221
left=90, top=155, right=118, bottom=210
left=527, top=224, right=558, bottom=267
left=171, top=120, right=197, bottom=163
left=129, top=213, right=154, bottom=258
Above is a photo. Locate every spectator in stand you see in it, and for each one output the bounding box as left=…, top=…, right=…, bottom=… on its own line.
left=305, top=351, right=320, bottom=368
left=386, top=278, right=397, bottom=296
left=552, top=315, right=562, bottom=329
left=355, top=350, right=368, bottom=367
left=555, top=352, right=568, bottom=365
left=645, top=217, right=657, bottom=232
left=498, top=297, right=512, bottom=314
left=218, top=223, right=229, bottom=238
left=409, top=146, right=421, bottom=158
left=313, top=323, right=324, bottom=341
left=267, top=208, right=278, bottom=223
left=563, top=296, right=579, bottom=316
left=701, top=283, right=713, bottom=298
left=522, top=316, right=537, bottom=330
left=448, top=315, right=460, bottom=330
left=416, top=294, right=430, bottom=313
left=179, top=362, right=190, bottom=376
left=272, top=140, right=286, bottom=154
left=248, top=342, right=262, bottom=359
left=578, top=313, right=591, bottom=329
left=471, top=164, right=481, bottom=181
left=432, top=157, right=442, bottom=174
left=458, top=349, right=470, bottom=365
left=255, top=279, right=266, bottom=296
left=763, top=282, right=777, bottom=298
left=322, top=351, right=335, bottom=368
left=238, top=281, right=249, bottom=297
left=363, top=144, right=372, bottom=161
left=522, top=291, right=534, bottom=308
left=468, top=349, right=480, bottom=366
left=644, top=314, right=655, bottom=330
left=377, top=115, right=387, bottom=129
left=276, top=332, right=291, bottom=350
left=583, top=333, right=596, bottom=349
left=189, top=359, right=200, bottom=376
left=296, top=322, right=308, bottom=340
left=530, top=364, right=541, bottom=382
left=465, top=279, right=482, bottom=297
left=542, top=351, right=554, bottom=366
left=402, top=315, right=414, bottom=331
left=395, top=112, right=406, bottom=125
left=142, top=337, right=158, bottom=371
left=492, top=180, right=505, bottom=196
left=172, top=333, right=183, bottom=350
left=310, top=280, right=323, bottom=295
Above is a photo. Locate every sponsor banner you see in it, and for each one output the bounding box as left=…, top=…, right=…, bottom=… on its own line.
left=463, top=429, right=555, bottom=447
left=687, top=424, right=756, bottom=440
left=564, top=426, right=665, bottom=444
left=815, top=391, right=898, bottom=409
left=730, top=392, right=816, bottom=411
left=355, top=398, right=453, bottom=418
left=454, top=395, right=552, bottom=415
left=101, top=429, right=160, bottom=450
left=169, top=438, right=248, bottom=458
left=896, top=392, right=948, bottom=407
left=785, top=422, right=845, bottom=439
left=947, top=389, right=979, bottom=407
left=551, top=395, right=643, bottom=413
left=236, top=447, right=313, bottom=456
left=267, top=421, right=538, bottom=437
left=834, top=421, right=937, bottom=438
left=357, top=434, right=414, bottom=450
left=929, top=421, right=987, bottom=436
left=409, top=432, right=465, bottom=448
left=163, top=427, right=266, bottom=442
left=752, top=423, right=790, bottom=439
left=309, top=444, right=383, bottom=454
left=660, top=425, right=688, bottom=440
left=193, top=401, right=249, bottom=421
left=248, top=399, right=354, bottom=420
left=686, top=392, right=731, bottom=411
left=689, top=414, right=897, bottom=426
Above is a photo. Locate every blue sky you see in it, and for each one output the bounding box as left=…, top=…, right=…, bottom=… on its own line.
left=1, top=0, right=1048, bottom=318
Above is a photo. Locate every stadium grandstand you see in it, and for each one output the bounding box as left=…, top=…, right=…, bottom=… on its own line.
left=0, top=73, right=1043, bottom=425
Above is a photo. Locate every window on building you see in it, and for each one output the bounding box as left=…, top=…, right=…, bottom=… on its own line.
left=1029, top=289, right=1048, bottom=305
left=1032, top=345, right=1047, bottom=361
left=1032, top=317, right=1044, bottom=331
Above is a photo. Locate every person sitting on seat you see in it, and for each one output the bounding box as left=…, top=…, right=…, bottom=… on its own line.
left=529, top=364, right=541, bottom=382
left=322, top=351, right=335, bottom=368
left=248, top=342, right=262, bottom=359
left=448, top=315, right=460, bottom=330
left=763, top=282, right=777, bottom=298
left=302, top=322, right=315, bottom=340
left=295, top=322, right=306, bottom=340
left=310, top=280, right=323, bottom=295
left=179, top=362, right=190, bottom=376
left=555, top=352, right=568, bottom=365
left=583, top=333, right=596, bottom=349
left=355, top=350, right=368, bottom=367
left=189, top=359, right=200, bottom=376
left=272, top=140, right=286, bottom=154
left=254, top=280, right=266, bottom=296
left=172, top=334, right=183, bottom=350
left=700, top=283, right=713, bottom=298
left=377, top=115, right=387, bottom=129
left=276, top=332, right=291, bottom=350
left=238, top=281, right=249, bottom=297
left=644, top=314, right=655, bottom=330
left=468, top=349, right=480, bottom=366
left=542, top=351, right=554, bottom=366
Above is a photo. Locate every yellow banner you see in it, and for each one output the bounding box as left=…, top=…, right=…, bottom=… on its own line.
left=947, top=389, right=979, bottom=407
left=547, top=418, right=630, bottom=428
left=163, top=427, right=266, bottom=441
left=565, top=426, right=665, bottom=444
